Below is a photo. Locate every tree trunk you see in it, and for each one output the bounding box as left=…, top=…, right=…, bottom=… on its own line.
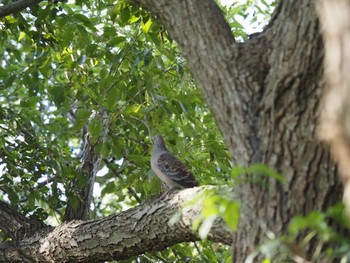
left=132, top=0, right=343, bottom=261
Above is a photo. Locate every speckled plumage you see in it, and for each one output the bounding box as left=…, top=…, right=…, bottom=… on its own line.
left=151, top=134, right=198, bottom=189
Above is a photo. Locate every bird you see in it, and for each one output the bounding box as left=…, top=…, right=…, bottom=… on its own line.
left=151, top=134, right=198, bottom=197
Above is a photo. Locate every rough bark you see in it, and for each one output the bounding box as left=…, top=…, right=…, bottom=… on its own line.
left=316, top=0, right=350, bottom=216
left=131, top=0, right=343, bottom=261
left=0, top=187, right=232, bottom=263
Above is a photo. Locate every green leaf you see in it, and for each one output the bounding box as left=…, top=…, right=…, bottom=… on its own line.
left=202, top=195, right=219, bottom=217
left=120, top=8, right=131, bottom=24
left=125, top=104, right=142, bottom=115
left=106, top=86, right=121, bottom=110
left=222, top=200, right=239, bottom=231
left=74, top=108, right=92, bottom=131
left=88, top=115, right=103, bottom=143
left=129, top=15, right=140, bottom=24
left=141, top=18, right=152, bottom=33
left=51, top=86, right=65, bottom=106
left=102, top=181, right=116, bottom=195
left=108, top=36, right=126, bottom=46
left=73, top=14, right=95, bottom=29
left=18, top=31, right=26, bottom=41
left=5, top=16, right=18, bottom=23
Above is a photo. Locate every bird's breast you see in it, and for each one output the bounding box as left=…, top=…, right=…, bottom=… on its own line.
left=151, top=155, right=179, bottom=189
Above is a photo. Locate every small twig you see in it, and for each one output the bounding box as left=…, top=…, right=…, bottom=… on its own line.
left=127, top=186, right=142, bottom=204
left=194, top=241, right=201, bottom=254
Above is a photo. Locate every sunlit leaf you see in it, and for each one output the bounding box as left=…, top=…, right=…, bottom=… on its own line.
left=129, top=15, right=140, bottom=23
left=222, top=201, right=239, bottom=231
left=88, top=115, right=103, bottom=143
left=142, top=18, right=152, bottom=33
left=18, top=31, right=26, bottom=41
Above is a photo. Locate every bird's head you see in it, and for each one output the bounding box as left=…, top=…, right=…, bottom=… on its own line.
left=153, top=134, right=167, bottom=150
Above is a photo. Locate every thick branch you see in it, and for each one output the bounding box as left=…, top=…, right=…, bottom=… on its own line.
left=0, top=0, right=43, bottom=18
left=1, top=186, right=232, bottom=262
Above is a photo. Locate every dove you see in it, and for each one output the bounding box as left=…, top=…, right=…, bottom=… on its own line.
left=151, top=134, right=198, bottom=196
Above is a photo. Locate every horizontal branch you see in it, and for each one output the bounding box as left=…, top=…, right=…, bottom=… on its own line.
left=0, top=0, right=43, bottom=18
left=0, top=186, right=233, bottom=262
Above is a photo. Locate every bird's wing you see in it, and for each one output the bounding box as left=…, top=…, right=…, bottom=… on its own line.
left=157, top=152, right=198, bottom=188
